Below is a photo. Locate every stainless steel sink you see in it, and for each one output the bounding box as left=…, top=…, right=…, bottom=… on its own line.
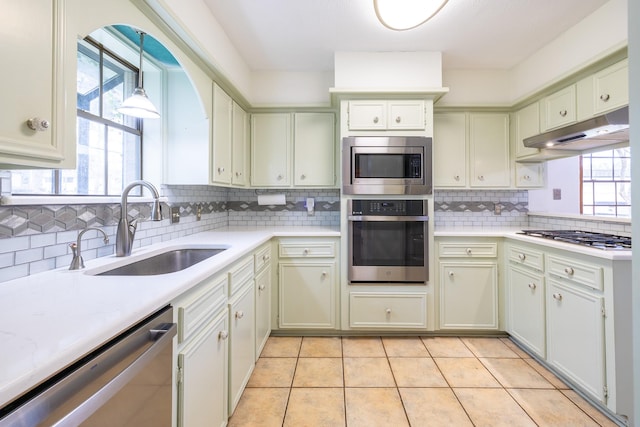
left=97, top=248, right=227, bottom=276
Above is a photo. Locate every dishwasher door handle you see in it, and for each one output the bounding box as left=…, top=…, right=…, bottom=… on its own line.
left=52, top=322, right=177, bottom=427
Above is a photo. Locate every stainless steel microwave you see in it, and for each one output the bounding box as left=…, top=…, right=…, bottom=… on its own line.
left=342, top=136, right=432, bottom=195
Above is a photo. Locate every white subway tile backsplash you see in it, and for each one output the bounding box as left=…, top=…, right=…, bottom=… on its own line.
left=0, top=236, right=30, bottom=253
left=15, top=248, right=44, bottom=264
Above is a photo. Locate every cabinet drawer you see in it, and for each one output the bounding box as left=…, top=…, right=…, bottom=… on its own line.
left=279, top=241, right=335, bottom=258
left=439, top=242, right=497, bottom=258
left=508, top=244, right=544, bottom=271
left=254, top=244, right=271, bottom=273
left=229, top=256, right=254, bottom=295
left=548, top=255, right=603, bottom=291
left=349, top=292, right=427, bottom=329
left=178, top=274, right=228, bottom=343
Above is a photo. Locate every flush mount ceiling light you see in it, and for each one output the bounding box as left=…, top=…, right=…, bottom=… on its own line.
left=374, top=0, right=449, bottom=31
left=117, top=31, right=160, bottom=119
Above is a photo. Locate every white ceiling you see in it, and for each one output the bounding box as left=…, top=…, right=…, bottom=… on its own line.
left=201, top=0, right=610, bottom=72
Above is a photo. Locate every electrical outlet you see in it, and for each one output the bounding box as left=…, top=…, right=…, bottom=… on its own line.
left=494, top=203, right=502, bottom=215
left=553, top=188, right=562, bottom=200
left=170, top=206, right=180, bottom=224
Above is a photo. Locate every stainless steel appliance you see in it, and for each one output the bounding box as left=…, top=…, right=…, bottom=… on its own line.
left=518, top=229, right=632, bottom=250
left=342, top=136, right=432, bottom=195
left=348, top=199, right=428, bottom=283
left=0, top=306, right=177, bottom=427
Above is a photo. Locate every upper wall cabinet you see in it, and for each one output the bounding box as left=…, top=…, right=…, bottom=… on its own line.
left=0, top=0, right=75, bottom=168
left=433, top=113, right=467, bottom=188
left=348, top=100, right=426, bottom=131
left=540, top=85, right=576, bottom=132
left=577, top=59, right=629, bottom=120
left=251, top=113, right=335, bottom=188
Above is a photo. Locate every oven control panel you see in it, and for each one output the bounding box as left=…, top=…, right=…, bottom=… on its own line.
left=350, top=199, right=425, bottom=216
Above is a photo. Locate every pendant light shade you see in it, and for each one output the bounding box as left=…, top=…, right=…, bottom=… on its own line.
left=117, top=31, right=160, bottom=119
left=374, top=0, right=448, bottom=31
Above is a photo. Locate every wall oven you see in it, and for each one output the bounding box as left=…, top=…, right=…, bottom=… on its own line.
left=348, top=199, right=428, bottom=284
left=342, top=136, right=432, bottom=195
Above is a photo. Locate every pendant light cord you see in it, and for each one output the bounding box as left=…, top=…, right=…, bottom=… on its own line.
left=137, top=32, right=145, bottom=88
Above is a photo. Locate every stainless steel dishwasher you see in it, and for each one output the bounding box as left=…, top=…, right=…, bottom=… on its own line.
left=0, top=306, right=177, bottom=427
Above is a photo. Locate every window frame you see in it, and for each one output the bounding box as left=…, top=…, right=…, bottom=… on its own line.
left=580, top=147, right=631, bottom=218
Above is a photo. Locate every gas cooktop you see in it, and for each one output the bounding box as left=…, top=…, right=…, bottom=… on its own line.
left=518, top=230, right=632, bottom=250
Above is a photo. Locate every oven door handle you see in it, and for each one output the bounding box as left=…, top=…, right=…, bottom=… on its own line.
left=348, top=215, right=429, bottom=222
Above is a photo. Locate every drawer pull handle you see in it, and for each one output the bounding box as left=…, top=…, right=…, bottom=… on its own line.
left=217, top=167, right=225, bottom=174
left=518, top=253, right=526, bottom=261
left=27, top=117, right=50, bottom=132
left=466, top=248, right=472, bottom=255
left=553, top=293, right=563, bottom=301
left=454, top=175, right=460, bottom=181
left=564, top=267, right=575, bottom=276
left=395, top=116, right=401, bottom=123
left=385, top=308, right=392, bottom=315
left=258, top=284, right=265, bottom=291
left=373, top=116, right=379, bottom=124
left=559, top=110, right=567, bottom=117
left=235, top=171, right=242, bottom=177
left=448, top=271, right=454, bottom=277
left=277, top=174, right=284, bottom=181
left=218, top=330, right=229, bottom=340
left=600, top=94, right=610, bottom=102
left=523, top=175, right=531, bottom=180
left=300, top=174, right=306, bottom=180
left=235, top=311, right=244, bottom=319
left=262, top=254, right=270, bottom=261
left=478, top=175, right=485, bottom=181
left=303, top=249, right=309, bottom=255
left=528, top=283, right=536, bottom=290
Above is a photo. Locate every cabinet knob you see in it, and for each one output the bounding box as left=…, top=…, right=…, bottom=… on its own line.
left=564, top=267, right=575, bottom=276
left=262, top=254, right=270, bottom=261
left=277, top=174, right=284, bottom=181
left=478, top=175, right=485, bottom=181
left=395, top=116, right=401, bottom=123
left=235, top=310, right=244, bottom=319
left=26, top=117, right=50, bottom=132
left=553, top=293, right=563, bottom=301
left=303, top=248, right=309, bottom=255
left=523, top=175, right=531, bottom=181
left=454, top=175, right=460, bottom=181
left=218, top=330, right=229, bottom=340
left=258, top=284, right=265, bottom=291
left=300, top=174, right=306, bottom=180
left=373, top=116, right=379, bottom=124
left=600, top=94, right=610, bottom=102
left=217, top=167, right=225, bottom=174
left=235, top=171, right=242, bottom=177
left=518, top=253, right=526, bottom=261
left=321, top=271, right=327, bottom=278
left=448, top=271, right=454, bottom=277
left=466, top=248, right=472, bottom=255
left=528, top=282, right=537, bottom=290
left=559, top=110, right=567, bottom=117
left=385, top=308, right=392, bottom=315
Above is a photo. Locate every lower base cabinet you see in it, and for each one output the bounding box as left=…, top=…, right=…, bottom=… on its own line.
left=177, top=309, right=229, bottom=427
left=508, top=265, right=546, bottom=357
left=228, top=282, right=256, bottom=414
left=547, top=278, right=605, bottom=402
left=349, top=292, right=427, bottom=329
left=255, top=266, right=271, bottom=359
left=279, top=262, right=335, bottom=328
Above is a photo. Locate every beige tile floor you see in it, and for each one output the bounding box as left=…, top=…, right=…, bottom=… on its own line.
left=228, top=336, right=619, bottom=427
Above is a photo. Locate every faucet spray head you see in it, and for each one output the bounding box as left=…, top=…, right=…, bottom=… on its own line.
left=151, top=199, right=163, bottom=221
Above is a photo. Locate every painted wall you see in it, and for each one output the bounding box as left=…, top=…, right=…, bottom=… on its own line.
left=528, top=157, right=581, bottom=214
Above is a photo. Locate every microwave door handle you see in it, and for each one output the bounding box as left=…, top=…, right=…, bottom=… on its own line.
left=348, top=215, right=429, bottom=222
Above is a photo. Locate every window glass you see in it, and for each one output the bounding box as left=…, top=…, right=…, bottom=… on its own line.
left=581, top=147, right=631, bottom=217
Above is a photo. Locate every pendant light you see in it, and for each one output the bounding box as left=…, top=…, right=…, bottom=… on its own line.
left=374, top=0, right=448, bottom=31
left=117, top=31, right=160, bottom=119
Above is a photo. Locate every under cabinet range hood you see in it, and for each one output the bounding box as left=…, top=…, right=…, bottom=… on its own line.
left=524, top=106, right=629, bottom=151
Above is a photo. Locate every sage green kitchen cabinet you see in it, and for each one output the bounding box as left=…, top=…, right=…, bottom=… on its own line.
left=0, top=0, right=76, bottom=168
left=433, top=112, right=467, bottom=187
left=228, top=278, right=255, bottom=414
left=469, top=113, right=511, bottom=188
left=438, top=239, right=499, bottom=330
left=577, top=59, right=629, bottom=120
left=513, top=102, right=541, bottom=160
left=254, top=243, right=272, bottom=359
left=251, top=112, right=335, bottom=187
left=347, top=100, right=426, bottom=130
left=232, top=102, right=249, bottom=186
left=540, top=85, right=577, bottom=131
left=212, top=84, right=233, bottom=185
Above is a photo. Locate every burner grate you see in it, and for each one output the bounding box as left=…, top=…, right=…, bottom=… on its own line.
left=518, top=230, right=632, bottom=250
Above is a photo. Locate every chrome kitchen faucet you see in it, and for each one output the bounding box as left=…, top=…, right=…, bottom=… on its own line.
left=69, top=227, right=109, bottom=270
left=116, top=180, right=163, bottom=257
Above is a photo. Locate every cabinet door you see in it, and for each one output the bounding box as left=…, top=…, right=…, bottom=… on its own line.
left=440, top=262, right=498, bottom=329
left=513, top=102, right=540, bottom=159
left=279, top=262, right=335, bottom=328
left=212, top=84, right=233, bottom=184
left=469, top=113, right=510, bottom=187
left=508, top=265, right=545, bottom=357
left=251, top=113, right=291, bottom=186
left=433, top=113, right=466, bottom=187
left=0, top=0, right=74, bottom=168
left=593, top=59, right=628, bottom=115
left=541, top=85, right=576, bottom=131
left=255, top=266, right=271, bottom=360
left=294, top=113, right=335, bottom=186
left=232, top=102, right=248, bottom=186
left=515, top=163, right=545, bottom=188
left=547, top=279, right=605, bottom=403
left=387, top=101, right=425, bottom=130
left=348, top=101, right=386, bottom=130
left=178, top=309, right=228, bottom=427
left=229, top=283, right=256, bottom=413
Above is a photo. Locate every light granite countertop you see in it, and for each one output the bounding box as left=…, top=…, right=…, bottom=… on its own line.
left=0, top=227, right=339, bottom=408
